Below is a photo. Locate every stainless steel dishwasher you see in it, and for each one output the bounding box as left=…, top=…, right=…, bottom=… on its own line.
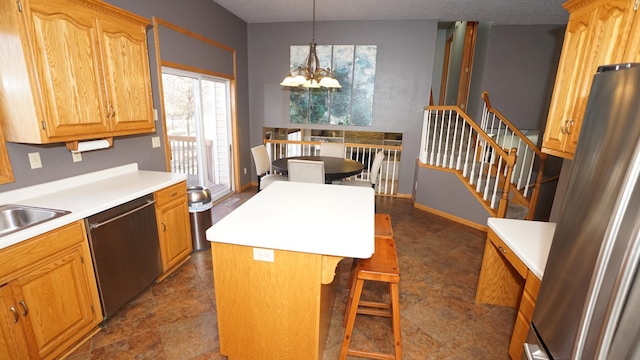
left=85, top=194, right=162, bottom=319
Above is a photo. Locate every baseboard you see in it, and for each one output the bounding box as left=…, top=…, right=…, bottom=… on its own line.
left=413, top=202, right=488, bottom=232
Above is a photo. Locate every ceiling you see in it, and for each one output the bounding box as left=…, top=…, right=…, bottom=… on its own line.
left=212, top=0, right=569, bottom=25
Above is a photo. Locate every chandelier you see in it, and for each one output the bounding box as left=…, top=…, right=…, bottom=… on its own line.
left=280, top=0, right=341, bottom=89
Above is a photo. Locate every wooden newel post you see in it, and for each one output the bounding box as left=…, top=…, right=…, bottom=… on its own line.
left=497, top=148, right=517, bottom=218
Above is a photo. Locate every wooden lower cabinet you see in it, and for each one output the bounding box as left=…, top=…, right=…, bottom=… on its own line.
left=509, top=272, right=541, bottom=360
left=0, top=221, right=102, bottom=360
left=476, top=229, right=543, bottom=360
left=154, top=181, right=192, bottom=281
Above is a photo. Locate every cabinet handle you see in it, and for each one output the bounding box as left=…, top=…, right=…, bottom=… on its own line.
left=10, top=306, right=18, bottom=323
left=162, top=221, right=167, bottom=232
left=105, top=105, right=111, bottom=118
left=566, top=119, right=575, bottom=134
left=560, top=120, right=567, bottom=134
left=497, top=245, right=507, bottom=253
left=110, top=105, right=115, bottom=118
left=19, top=300, right=28, bottom=317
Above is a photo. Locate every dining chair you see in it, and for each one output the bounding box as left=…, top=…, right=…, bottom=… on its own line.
left=339, top=151, right=385, bottom=189
left=287, top=159, right=325, bottom=184
left=320, top=142, right=345, bottom=158
left=251, top=145, right=287, bottom=191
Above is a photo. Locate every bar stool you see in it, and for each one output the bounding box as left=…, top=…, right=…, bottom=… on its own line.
left=340, top=214, right=401, bottom=360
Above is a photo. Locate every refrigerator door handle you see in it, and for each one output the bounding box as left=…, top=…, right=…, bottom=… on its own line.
left=523, top=343, right=550, bottom=360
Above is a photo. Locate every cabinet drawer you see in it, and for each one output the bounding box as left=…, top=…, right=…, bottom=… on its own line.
left=488, top=229, right=528, bottom=278
left=154, top=181, right=187, bottom=206
left=0, top=221, right=85, bottom=281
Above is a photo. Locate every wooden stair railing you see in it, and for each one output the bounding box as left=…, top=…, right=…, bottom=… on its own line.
left=418, top=91, right=547, bottom=220
left=419, top=105, right=517, bottom=219
left=480, top=91, right=548, bottom=220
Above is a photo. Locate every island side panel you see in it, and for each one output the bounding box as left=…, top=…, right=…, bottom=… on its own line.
left=211, top=242, right=325, bottom=359
left=475, top=231, right=525, bottom=307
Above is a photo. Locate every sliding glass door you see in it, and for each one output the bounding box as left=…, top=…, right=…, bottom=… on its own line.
left=162, top=68, right=233, bottom=201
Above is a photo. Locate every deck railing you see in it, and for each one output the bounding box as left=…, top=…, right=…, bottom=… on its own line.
left=168, top=135, right=216, bottom=181
left=263, top=139, right=402, bottom=196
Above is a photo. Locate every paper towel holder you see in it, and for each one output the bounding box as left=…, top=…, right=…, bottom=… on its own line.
left=66, top=138, right=113, bottom=153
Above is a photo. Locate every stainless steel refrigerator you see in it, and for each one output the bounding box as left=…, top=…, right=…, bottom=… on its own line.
left=525, top=63, right=640, bottom=359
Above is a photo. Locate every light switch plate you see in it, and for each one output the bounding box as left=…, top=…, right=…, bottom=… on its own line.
left=253, top=248, right=274, bottom=262
left=72, top=152, right=82, bottom=162
left=153, top=108, right=158, bottom=121
left=28, top=152, right=42, bottom=169
left=152, top=136, right=161, bottom=148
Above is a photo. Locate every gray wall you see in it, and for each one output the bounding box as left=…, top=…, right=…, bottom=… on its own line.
left=0, top=0, right=250, bottom=192
left=247, top=20, right=437, bottom=195
left=473, top=24, right=566, bottom=130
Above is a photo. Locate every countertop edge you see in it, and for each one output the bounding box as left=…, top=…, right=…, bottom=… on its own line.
left=487, top=217, right=556, bottom=280
left=0, top=164, right=187, bottom=250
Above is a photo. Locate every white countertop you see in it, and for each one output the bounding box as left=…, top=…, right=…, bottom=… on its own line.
left=206, top=181, right=375, bottom=259
left=487, top=217, right=556, bottom=279
left=0, top=164, right=186, bottom=250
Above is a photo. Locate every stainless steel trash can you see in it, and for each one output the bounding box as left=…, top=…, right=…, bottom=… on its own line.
left=187, top=186, right=213, bottom=251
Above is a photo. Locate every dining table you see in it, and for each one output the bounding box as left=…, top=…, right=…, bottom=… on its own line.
left=271, top=155, right=364, bottom=183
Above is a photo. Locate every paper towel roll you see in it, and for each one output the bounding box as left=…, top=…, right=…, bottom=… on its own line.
left=72, top=139, right=111, bottom=153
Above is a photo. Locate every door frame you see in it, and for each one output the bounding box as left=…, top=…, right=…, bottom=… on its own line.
left=152, top=17, right=240, bottom=194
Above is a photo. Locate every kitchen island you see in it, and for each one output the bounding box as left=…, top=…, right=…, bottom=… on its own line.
left=206, top=181, right=375, bottom=360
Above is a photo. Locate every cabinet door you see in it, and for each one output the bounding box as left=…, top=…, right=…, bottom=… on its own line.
left=9, top=245, right=99, bottom=359
left=622, top=11, right=640, bottom=61
left=0, top=286, right=33, bottom=360
left=99, top=16, right=154, bottom=133
left=543, top=0, right=636, bottom=158
left=542, top=10, right=592, bottom=158
left=567, top=0, right=637, bottom=153
left=26, top=0, right=111, bottom=138
left=157, top=198, right=192, bottom=272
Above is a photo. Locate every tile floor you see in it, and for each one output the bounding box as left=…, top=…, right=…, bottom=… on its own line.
left=67, top=191, right=515, bottom=360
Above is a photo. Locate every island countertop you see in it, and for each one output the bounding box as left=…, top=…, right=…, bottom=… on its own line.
left=0, top=164, right=186, bottom=250
left=206, top=181, right=375, bottom=259
left=487, top=217, right=556, bottom=279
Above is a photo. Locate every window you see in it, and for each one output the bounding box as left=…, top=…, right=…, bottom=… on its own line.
left=162, top=68, right=233, bottom=201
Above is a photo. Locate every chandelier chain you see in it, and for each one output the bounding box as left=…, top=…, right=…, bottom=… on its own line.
left=312, top=0, right=315, bottom=43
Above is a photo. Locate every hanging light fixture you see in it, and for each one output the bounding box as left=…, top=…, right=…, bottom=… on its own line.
left=280, top=0, right=341, bottom=89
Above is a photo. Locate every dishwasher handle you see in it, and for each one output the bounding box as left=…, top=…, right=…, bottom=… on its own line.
left=89, top=200, right=156, bottom=230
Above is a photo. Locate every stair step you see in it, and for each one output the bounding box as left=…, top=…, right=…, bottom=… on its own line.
left=506, top=203, right=529, bottom=220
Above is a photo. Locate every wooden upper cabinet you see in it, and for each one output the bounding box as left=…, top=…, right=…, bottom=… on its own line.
left=0, top=0, right=153, bottom=144
left=542, top=0, right=639, bottom=159
left=99, top=15, right=154, bottom=132
left=28, top=0, right=111, bottom=138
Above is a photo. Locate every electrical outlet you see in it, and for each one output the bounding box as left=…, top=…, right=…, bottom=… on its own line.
left=72, top=152, right=82, bottom=162
left=244, top=167, right=247, bottom=175
left=152, top=136, right=161, bottom=148
left=253, top=248, right=274, bottom=262
left=28, top=152, right=42, bottom=169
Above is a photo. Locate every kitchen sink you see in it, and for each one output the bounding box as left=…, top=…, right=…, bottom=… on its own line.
left=0, top=204, right=71, bottom=238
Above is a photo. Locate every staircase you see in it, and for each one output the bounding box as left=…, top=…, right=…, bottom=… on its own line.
left=418, top=92, right=548, bottom=220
